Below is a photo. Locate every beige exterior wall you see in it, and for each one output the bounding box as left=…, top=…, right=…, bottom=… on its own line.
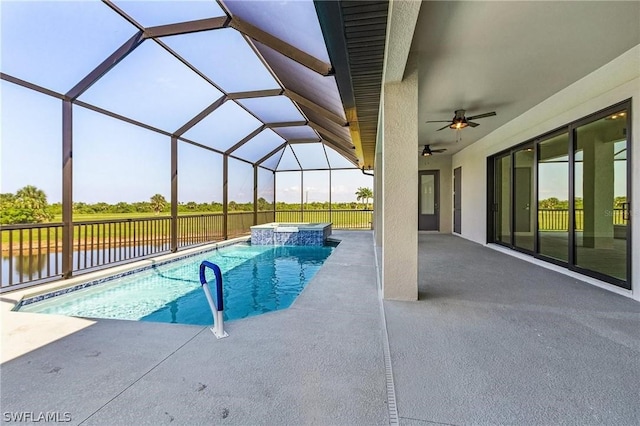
left=452, top=44, right=640, bottom=301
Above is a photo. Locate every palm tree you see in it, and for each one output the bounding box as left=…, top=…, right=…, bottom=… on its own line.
left=16, top=185, right=46, bottom=210
left=355, top=187, right=373, bottom=210
left=150, top=194, right=167, bottom=215
left=15, top=185, right=52, bottom=222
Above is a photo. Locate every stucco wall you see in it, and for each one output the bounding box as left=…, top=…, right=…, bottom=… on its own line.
left=380, top=60, right=419, bottom=300
left=452, top=44, right=640, bottom=300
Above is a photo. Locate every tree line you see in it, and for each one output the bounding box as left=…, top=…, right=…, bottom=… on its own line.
left=538, top=196, right=626, bottom=210
left=1, top=186, right=375, bottom=225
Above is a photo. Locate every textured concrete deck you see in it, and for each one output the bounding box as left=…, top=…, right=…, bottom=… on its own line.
left=386, top=233, right=640, bottom=425
left=2, top=232, right=639, bottom=425
left=1, top=231, right=387, bottom=425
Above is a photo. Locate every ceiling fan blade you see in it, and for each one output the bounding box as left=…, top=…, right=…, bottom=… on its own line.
left=436, top=124, right=451, bottom=131
left=426, top=120, right=453, bottom=123
left=468, top=121, right=480, bottom=127
left=466, top=111, right=496, bottom=120
left=433, top=149, right=447, bottom=153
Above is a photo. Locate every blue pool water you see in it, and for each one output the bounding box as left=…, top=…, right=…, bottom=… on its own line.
left=18, top=243, right=334, bottom=325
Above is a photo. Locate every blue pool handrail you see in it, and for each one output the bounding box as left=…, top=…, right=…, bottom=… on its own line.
left=199, top=261, right=228, bottom=339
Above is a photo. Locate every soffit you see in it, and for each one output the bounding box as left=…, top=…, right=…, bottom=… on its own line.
left=342, top=1, right=389, bottom=170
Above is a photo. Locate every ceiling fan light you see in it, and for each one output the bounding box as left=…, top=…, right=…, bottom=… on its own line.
left=422, top=145, right=432, bottom=156
left=449, top=119, right=468, bottom=130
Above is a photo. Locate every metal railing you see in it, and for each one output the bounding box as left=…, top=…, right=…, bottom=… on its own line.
left=538, top=208, right=625, bottom=231
left=75, top=217, right=171, bottom=270
left=227, top=212, right=255, bottom=238
left=177, top=214, right=223, bottom=247
left=1, top=209, right=371, bottom=291
left=0, top=222, right=63, bottom=287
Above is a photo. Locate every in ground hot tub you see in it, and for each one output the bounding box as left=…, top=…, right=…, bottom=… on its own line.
left=250, top=222, right=332, bottom=246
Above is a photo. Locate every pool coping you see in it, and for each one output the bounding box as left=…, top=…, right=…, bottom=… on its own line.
left=2, top=236, right=251, bottom=312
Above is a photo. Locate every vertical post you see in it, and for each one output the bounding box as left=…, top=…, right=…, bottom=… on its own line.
left=329, top=169, right=333, bottom=224
left=568, top=126, right=576, bottom=266
left=223, top=155, right=228, bottom=239
left=381, top=56, right=418, bottom=300
left=300, top=170, right=304, bottom=222
left=62, top=100, right=73, bottom=279
left=253, top=164, right=258, bottom=225
left=273, top=170, right=277, bottom=222
left=171, top=137, right=178, bottom=252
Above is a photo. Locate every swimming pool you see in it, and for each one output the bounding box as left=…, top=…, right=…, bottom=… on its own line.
left=16, top=242, right=334, bottom=326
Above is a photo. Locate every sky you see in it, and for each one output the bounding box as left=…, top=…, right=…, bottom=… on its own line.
left=0, top=0, right=373, bottom=205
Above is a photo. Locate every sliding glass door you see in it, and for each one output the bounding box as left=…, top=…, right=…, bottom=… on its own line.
left=574, top=108, right=629, bottom=283
left=488, top=101, right=631, bottom=289
left=493, top=154, right=511, bottom=245
left=513, top=143, right=535, bottom=251
left=538, top=132, right=569, bottom=262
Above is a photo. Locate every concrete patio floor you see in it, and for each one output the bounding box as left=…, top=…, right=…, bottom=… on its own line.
left=2, top=231, right=639, bottom=425
left=386, top=233, right=640, bottom=425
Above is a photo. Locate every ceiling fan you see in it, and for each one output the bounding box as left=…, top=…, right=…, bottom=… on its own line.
left=421, top=144, right=446, bottom=157
left=426, top=109, right=496, bottom=131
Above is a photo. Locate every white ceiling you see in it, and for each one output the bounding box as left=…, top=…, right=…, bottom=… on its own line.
left=411, top=1, right=640, bottom=155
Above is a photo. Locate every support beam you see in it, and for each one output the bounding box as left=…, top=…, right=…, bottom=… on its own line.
left=178, top=136, right=225, bottom=156
left=171, top=137, right=178, bottom=252
left=290, top=144, right=304, bottom=170
left=102, top=0, right=144, bottom=31
left=62, top=100, right=73, bottom=279
left=286, top=139, right=322, bottom=144
left=314, top=0, right=355, bottom=111
left=272, top=170, right=277, bottom=222
left=256, top=142, right=287, bottom=166
left=319, top=137, right=358, bottom=163
left=308, top=121, right=352, bottom=147
left=329, top=168, right=333, bottom=223
left=223, top=155, right=229, bottom=240
left=144, top=16, right=229, bottom=38
left=1, top=73, right=64, bottom=100
left=381, top=58, right=418, bottom=300
left=227, top=89, right=283, bottom=100
left=230, top=17, right=333, bottom=76
left=300, top=170, right=304, bottom=221
left=174, top=95, right=227, bottom=137
left=374, top=120, right=383, bottom=247
left=74, top=100, right=172, bottom=137
left=253, top=165, right=258, bottom=225
left=66, top=31, right=144, bottom=100
left=383, top=1, right=421, bottom=83
left=284, top=89, right=348, bottom=127
left=266, top=121, right=308, bottom=128
left=322, top=139, right=358, bottom=166
left=225, top=125, right=265, bottom=155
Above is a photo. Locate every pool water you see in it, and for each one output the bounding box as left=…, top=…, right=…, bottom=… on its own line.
left=18, top=243, right=334, bottom=325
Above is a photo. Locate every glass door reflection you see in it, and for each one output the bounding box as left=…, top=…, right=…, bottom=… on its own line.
left=537, top=132, right=569, bottom=262
left=574, top=109, right=628, bottom=283
left=513, top=143, right=535, bottom=251
left=494, top=154, right=511, bottom=244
